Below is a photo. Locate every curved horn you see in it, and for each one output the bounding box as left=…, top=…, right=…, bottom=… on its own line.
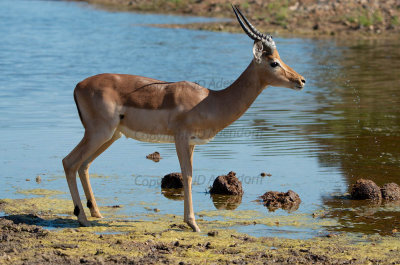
left=232, top=5, right=276, bottom=53
left=231, top=4, right=260, bottom=41
left=233, top=5, right=268, bottom=40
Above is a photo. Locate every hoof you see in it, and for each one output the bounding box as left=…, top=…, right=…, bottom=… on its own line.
left=185, top=220, right=201, bottom=232
left=90, top=212, right=104, bottom=219
left=78, top=219, right=91, bottom=227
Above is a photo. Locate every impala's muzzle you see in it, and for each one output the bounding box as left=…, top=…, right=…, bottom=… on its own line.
left=294, top=76, right=306, bottom=90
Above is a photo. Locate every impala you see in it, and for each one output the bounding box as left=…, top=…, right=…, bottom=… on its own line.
left=62, top=5, right=305, bottom=232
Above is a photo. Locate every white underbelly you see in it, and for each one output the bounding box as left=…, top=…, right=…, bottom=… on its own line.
left=118, top=126, right=213, bottom=145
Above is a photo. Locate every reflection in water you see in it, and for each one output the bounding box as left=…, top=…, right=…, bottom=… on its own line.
left=306, top=39, right=400, bottom=184
left=322, top=195, right=400, bottom=235
left=305, top=39, right=400, bottom=234
left=210, top=194, right=242, bottom=210
left=161, top=188, right=184, bottom=201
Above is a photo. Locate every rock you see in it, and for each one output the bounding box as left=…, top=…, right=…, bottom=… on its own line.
left=146, top=151, right=161, bottom=162
left=350, top=179, right=382, bottom=200
left=207, top=231, right=218, bottom=237
left=35, top=175, right=41, bottom=183
left=161, top=173, right=183, bottom=189
left=209, top=171, right=243, bottom=195
left=381, top=183, right=400, bottom=201
left=260, top=190, right=301, bottom=211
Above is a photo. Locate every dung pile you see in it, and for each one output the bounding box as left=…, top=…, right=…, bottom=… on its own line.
left=146, top=151, right=161, bottom=162
left=161, top=173, right=183, bottom=189
left=260, top=190, right=301, bottom=211
left=381, top=183, right=400, bottom=201
left=350, top=179, right=382, bottom=200
left=350, top=179, right=400, bottom=202
left=209, top=171, right=243, bottom=195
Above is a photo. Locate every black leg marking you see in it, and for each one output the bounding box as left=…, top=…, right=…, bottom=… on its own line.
left=87, top=199, right=93, bottom=209
left=74, top=205, right=80, bottom=216
left=119, top=114, right=125, bottom=120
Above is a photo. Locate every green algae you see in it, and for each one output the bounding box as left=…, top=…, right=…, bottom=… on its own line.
left=197, top=209, right=339, bottom=230
left=0, top=197, right=74, bottom=216
left=16, top=188, right=66, bottom=197
left=1, top=197, right=400, bottom=264
left=2, top=211, right=400, bottom=264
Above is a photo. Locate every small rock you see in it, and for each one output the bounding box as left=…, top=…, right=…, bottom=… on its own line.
left=95, top=249, right=104, bottom=255
left=381, top=183, right=400, bottom=201
left=209, top=171, right=243, bottom=195
left=174, top=241, right=180, bottom=247
left=161, top=173, right=183, bottom=189
left=350, top=179, right=382, bottom=200
left=25, top=179, right=30, bottom=181
left=146, top=151, right=161, bottom=162
left=207, top=231, right=218, bottom=237
left=35, top=175, right=41, bottom=183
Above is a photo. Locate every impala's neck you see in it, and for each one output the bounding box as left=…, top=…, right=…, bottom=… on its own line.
left=214, top=61, right=265, bottom=130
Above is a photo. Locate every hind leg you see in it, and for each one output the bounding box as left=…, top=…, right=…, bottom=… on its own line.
left=62, top=128, right=116, bottom=226
left=78, top=132, right=122, bottom=218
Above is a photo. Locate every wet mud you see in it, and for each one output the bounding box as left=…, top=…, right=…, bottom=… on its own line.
left=260, top=190, right=301, bottom=212
left=209, top=171, right=243, bottom=196
left=1, top=214, right=400, bottom=264
left=1, top=196, right=400, bottom=264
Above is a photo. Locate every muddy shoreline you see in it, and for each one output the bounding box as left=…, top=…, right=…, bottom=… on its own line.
left=69, top=0, right=400, bottom=39
left=1, top=196, right=400, bottom=264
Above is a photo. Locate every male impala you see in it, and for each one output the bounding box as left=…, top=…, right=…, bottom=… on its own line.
left=63, top=6, right=305, bottom=232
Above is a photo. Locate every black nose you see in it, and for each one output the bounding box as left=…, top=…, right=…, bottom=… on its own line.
left=301, top=79, right=306, bottom=84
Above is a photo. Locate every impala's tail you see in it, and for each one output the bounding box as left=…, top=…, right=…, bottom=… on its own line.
left=73, top=87, right=84, bottom=126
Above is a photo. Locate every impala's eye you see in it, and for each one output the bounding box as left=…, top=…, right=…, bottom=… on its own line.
left=270, top=61, right=279, bottom=68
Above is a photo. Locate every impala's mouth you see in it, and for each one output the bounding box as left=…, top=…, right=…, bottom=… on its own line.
left=293, top=85, right=304, bottom=91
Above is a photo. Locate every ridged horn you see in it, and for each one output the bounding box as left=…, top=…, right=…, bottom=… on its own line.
left=233, top=5, right=267, bottom=39
left=232, top=4, right=276, bottom=54
left=231, top=4, right=260, bottom=41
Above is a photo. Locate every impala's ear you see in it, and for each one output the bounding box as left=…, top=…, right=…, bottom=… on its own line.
left=253, top=41, right=264, bottom=64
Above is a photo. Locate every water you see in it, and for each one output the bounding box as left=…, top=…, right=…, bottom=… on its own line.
left=1, top=0, right=400, bottom=237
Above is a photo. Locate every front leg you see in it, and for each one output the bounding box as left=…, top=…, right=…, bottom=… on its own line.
left=175, top=135, right=200, bottom=232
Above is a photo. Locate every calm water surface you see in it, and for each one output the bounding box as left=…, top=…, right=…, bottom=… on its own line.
left=1, top=0, right=399, bottom=238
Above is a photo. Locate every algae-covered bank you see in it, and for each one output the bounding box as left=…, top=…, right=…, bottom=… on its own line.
left=1, top=196, right=400, bottom=264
